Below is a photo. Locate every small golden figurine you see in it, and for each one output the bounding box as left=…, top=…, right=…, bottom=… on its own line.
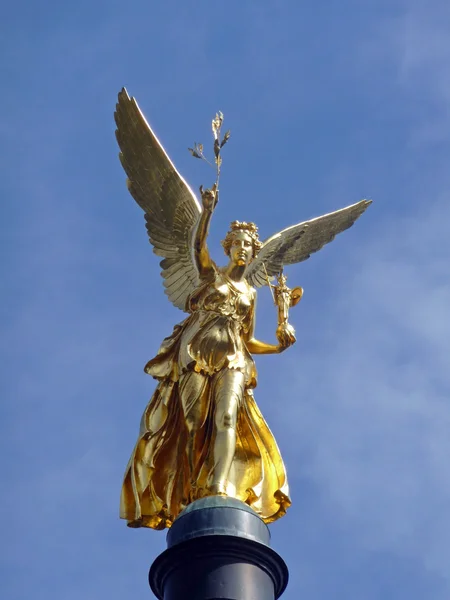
left=270, top=272, right=303, bottom=346
left=114, top=89, right=371, bottom=530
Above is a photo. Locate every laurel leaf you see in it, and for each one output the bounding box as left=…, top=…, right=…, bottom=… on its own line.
left=220, top=130, right=231, bottom=148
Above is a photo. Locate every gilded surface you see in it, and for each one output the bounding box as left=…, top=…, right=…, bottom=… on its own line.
left=115, top=88, right=371, bottom=529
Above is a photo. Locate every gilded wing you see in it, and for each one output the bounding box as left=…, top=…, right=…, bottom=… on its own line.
left=245, top=200, right=372, bottom=287
left=115, top=88, right=201, bottom=311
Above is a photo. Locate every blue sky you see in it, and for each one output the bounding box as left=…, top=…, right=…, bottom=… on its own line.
left=2, top=0, right=450, bottom=598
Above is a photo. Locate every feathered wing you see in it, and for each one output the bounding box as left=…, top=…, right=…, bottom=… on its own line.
left=245, top=200, right=372, bottom=287
left=115, top=88, right=202, bottom=311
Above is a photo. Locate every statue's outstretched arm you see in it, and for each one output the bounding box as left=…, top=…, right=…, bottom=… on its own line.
left=246, top=338, right=284, bottom=355
left=194, top=185, right=217, bottom=278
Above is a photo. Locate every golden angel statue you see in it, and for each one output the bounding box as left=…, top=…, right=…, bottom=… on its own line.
left=114, top=88, right=371, bottom=530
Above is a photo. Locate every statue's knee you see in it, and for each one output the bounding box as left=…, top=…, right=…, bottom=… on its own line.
left=217, top=411, right=236, bottom=431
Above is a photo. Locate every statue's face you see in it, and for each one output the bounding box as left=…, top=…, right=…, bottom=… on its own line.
left=229, top=231, right=253, bottom=267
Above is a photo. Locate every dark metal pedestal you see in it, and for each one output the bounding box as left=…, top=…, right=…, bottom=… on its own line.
left=149, top=497, right=288, bottom=600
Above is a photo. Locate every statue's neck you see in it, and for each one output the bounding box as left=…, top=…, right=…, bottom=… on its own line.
left=224, top=263, right=246, bottom=282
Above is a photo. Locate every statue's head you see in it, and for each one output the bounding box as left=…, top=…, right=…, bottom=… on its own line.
left=222, top=221, right=262, bottom=266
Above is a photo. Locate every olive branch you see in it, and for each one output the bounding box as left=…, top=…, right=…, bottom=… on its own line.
left=188, top=111, right=230, bottom=190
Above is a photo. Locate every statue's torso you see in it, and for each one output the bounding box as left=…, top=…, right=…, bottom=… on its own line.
left=179, top=269, right=256, bottom=381
left=191, top=270, right=253, bottom=318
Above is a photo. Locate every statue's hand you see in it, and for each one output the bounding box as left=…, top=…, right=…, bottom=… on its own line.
left=200, top=183, right=218, bottom=212
left=276, top=323, right=296, bottom=352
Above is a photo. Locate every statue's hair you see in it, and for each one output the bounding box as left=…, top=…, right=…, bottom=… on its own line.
left=221, top=221, right=262, bottom=257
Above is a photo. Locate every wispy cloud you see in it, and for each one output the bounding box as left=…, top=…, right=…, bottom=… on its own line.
left=269, top=188, right=450, bottom=594
left=363, top=0, right=450, bottom=144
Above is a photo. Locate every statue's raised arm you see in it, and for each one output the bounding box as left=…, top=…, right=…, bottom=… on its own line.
left=115, top=88, right=202, bottom=311
left=193, top=184, right=218, bottom=279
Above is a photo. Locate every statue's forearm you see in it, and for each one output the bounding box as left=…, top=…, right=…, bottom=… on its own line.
left=194, top=209, right=214, bottom=274
left=246, top=337, right=281, bottom=355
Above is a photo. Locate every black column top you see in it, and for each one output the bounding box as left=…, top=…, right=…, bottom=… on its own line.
left=167, top=496, right=271, bottom=548
left=149, top=497, right=289, bottom=600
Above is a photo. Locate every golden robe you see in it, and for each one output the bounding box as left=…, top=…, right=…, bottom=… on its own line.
left=120, top=267, right=290, bottom=529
